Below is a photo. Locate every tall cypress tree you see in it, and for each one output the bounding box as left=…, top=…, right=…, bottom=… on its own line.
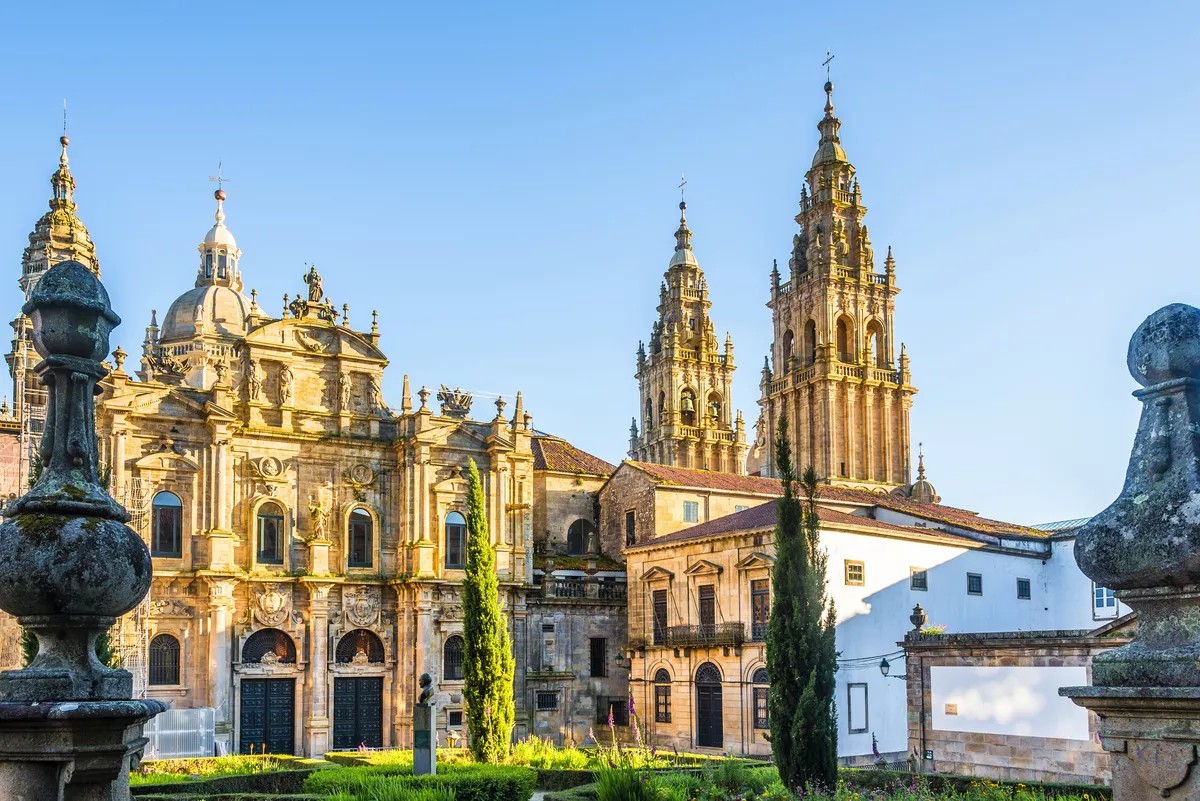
left=461, top=458, right=515, bottom=764
left=766, top=413, right=838, bottom=789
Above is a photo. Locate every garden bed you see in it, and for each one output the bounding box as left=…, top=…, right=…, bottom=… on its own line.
left=131, top=755, right=329, bottom=797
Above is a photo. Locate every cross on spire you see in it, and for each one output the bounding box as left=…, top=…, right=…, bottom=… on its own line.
left=679, top=173, right=687, bottom=204
left=208, top=159, right=231, bottom=191
left=62, top=99, right=67, bottom=136
left=823, top=49, right=835, bottom=81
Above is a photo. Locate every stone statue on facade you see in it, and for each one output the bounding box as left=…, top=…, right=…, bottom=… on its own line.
left=369, top=375, right=385, bottom=414
left=278, top=363, right=293, bottom=406
left=339, top=373, right=351, bottom=412
left=303, top=265, right=323, bottom=303
left=308, top=494, right=329, bottom=541
left=246, top=358, right=262, bottom=401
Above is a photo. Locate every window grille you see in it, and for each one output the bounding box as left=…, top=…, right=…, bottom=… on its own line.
left=241, top=629, right=296, bottom=664
left=967, top=573, right=983, bottom=596
left=590, top=638, right=607, bottom=678
left=443, top=635, right=464, bottom=681
left=1016, top=578, right=1032, bottom=600
left=148, top=634, right=180, bottom=685
left=335, top=629, right=384, bottom=663
left=536, top=691, right=558, bottom=711
left=910, top=568, right=928, bottom=591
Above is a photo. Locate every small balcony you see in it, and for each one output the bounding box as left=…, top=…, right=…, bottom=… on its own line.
left=544, top=578, right=627, bottom=602
left=665, top=623, right=745, bottom=649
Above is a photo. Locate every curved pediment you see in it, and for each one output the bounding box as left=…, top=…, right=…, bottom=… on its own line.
left=134, top=449, right=201, bottom=473
left=244, top=319, right=387, bottom=363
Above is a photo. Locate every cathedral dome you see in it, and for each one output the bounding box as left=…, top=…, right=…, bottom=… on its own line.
left=159, top=284, right=251, bottom=342
left=811, top=140, right=847, bottom=167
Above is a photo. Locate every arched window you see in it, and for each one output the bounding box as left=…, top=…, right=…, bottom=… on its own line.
left=866, top=321, right=884, bottom=368
left=752, top=667, right=770, bottom=729
left=566, top=519, right=596, bottom=556
left=695, top=662, right=723, bottom=748
left=680, top=389, right=696, bottom=427
left=149, top=634, right=181, bottom=685
left=707, top=392, right=722, bottom=422
left=256, top=502, right=285, bottom=565
left=241, top=629, right=296, bottom=664
left=658, top=391, right=666, bottom=422
left=443, top=635, right=464, bottom=681
left=335, top=629, right=385, bottom=664
left=782, top=330, right=794, bottom=372
left=644, top=397, right=654, bottom=430
left=151, top=491, right=182, bottom=558
left=804, top=320, right=817, bottom=366
left=654, top=668, right=672, bottom=723
left=836, top=318, right=854, bottom=363
left=445, top=512, right=467, bottom=569
left=348, top=508, right=373, bottom=568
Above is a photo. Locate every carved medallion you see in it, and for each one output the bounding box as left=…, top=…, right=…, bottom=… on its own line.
left=253, top=583, right=292, bottom=627
left=254, top=456, right=283, bottom=479
left=150, top=599, right=192, bottom=618
left=347, top=464, right=374, bottom=486
left=344, top=585, right=380, bottom=628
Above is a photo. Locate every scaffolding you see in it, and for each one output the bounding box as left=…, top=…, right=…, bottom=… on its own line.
left=112, top=477, right=153, bottom=697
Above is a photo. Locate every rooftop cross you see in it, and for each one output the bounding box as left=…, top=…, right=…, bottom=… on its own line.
left=62, top=98, right=67, bottom=136
left=679, top=173, right=687, bottom=204
left=208, top=159, right=232, bottom=192
left=823, top=49, right=835, bottom=81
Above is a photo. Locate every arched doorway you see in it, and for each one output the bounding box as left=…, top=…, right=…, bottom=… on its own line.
left=238, top=629, right=297, bottom=755
left=333, top=630, right=385, bottom=750
left=695, top=662, right=723, bottom=748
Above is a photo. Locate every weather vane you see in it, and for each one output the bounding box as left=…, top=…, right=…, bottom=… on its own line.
left=679, top=173, right=687, bottom=204
left=208, top=159, right=231, bottom=192
left=823, top=49, right=835, bottom=81
left=62, top=99, right=67, bottom=136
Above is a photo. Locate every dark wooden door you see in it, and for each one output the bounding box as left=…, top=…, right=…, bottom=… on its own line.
left=696, top=682, right=722, bottom=748
left=333, top=677, right=384, bottom=750
left=240, top=678, right=295, bottom=754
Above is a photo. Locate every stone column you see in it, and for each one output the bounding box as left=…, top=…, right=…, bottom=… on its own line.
left=205, top=577, right=238, bottom=753
left=1062, top=304, right=1200, bottom=799
left=305, top=582, right=334, bottom=756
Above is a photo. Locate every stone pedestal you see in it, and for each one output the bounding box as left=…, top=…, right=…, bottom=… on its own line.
left=413, top=703, right=435, bottom=775
left=1062, top=687, right=1200, bottom=798
left=0, top=698, right=166, bottom=801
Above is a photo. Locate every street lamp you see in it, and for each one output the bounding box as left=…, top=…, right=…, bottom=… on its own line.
left=879, top=657, right=890, bottom=677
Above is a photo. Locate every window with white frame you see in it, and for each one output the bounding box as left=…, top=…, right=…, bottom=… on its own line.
left=1093, top=582, right=1118, bottom=619
left=910, top=568, right=928, bottom=591
left=683, top=501, right=699, bottom=523
left=847, top=683, right=868, bottom=733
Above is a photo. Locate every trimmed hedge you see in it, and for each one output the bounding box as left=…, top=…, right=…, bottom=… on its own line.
left=843, top=769, right=1112, bottom=798
left=137, top=796, right=320, bottom=801
left=130, top=768, right=319, bottom=796
left=304, top=764, right=537, bottom=801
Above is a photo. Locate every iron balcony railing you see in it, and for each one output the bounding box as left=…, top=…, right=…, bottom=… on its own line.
left=665, top=623, right=745, bottom=648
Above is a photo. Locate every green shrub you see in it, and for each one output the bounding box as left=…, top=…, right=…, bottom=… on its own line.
left=594, top=766, right=665, bottom=801
left=304, top=764, right=535, bottom=801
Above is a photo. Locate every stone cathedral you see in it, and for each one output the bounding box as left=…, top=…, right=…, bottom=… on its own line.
left=0, top=141, right=630, bottom=757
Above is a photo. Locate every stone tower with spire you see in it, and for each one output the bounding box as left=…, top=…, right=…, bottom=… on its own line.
left=757, top=80, right=917, bottom=491
left=630, top=201, right=746, bottom=473
left=5, top=135, right=101, bottom=446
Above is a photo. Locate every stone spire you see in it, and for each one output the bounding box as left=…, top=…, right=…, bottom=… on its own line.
left=19, top=135, right=100, bottom=299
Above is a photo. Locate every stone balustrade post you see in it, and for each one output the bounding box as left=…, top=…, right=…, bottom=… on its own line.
left=1063, top=303, right=1200, bottom=799
left=0, top=261, right=164, bottom=800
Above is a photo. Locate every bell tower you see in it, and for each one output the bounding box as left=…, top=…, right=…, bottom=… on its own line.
left=759, top=80, right=916, bottom=489
left=630, top=201, right=746, bottom=473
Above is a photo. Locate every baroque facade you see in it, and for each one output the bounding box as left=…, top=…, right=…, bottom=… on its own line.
left=0, top=151, right=629, bottom=757
left=751, top=80, right=915, bottom=489
left=628, top=203, right=746, bottom=474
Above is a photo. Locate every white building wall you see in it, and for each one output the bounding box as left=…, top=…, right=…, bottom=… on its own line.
left=822, top=529, right=1102, bottom=758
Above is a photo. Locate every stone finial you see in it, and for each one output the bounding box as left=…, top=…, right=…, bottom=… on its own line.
left=1074, top=303, right=1200, bottom=687
left=0, top=261, right=152, bottom=701
left=910, top=603, right=927, bottom=631
left=111, top=345, right=126, bottom=373
left=494, top=396, right=507, bottom=421
left=418, top=385, right=430, bottom=412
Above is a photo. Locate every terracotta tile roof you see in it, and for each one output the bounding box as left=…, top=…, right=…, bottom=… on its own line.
left=532, top=436, right=615, bottom=476
left=623, top=461, right=1043, bottom=539
left=637, top=500, right=983, bottom=549
left=625, top=461, right=784, bottom=495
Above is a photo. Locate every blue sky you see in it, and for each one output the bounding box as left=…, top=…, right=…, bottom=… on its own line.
left=0, top=2, right=1196, bottom=525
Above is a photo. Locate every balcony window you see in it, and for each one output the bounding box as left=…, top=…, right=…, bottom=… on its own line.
left=751, top=579, right=770, bottom=641
left=652, top=590, right=667, bottom=645
left=698, top=585, right=715, bottom=628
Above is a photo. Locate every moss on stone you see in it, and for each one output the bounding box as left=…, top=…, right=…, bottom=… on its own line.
left=14, top=514, right=67, bottom=546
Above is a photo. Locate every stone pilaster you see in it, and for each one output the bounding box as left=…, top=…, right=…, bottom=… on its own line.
left=204, top=577, right=238, bottom=752
left=305, top=581, right=335, bottom=757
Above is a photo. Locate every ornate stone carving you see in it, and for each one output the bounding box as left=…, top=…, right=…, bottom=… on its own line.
left=344, top=585, right=381, bottom=628
left=295, top=330, right=328, bottom=353
left=253, top=456, right=284, bottom=480
left=437, top=385, right=472, bottom=418
left=150, top=599, right=192, bottom=618
left=278, top=364, right=293, bottom=406
left=252, top=583, right=292, bottom=628
left=245, top=358, right=262, bottom=401
left=338, top=373, right=351, bottom=412
left=346, top=463, right=374, bottom=486
left=308, top=494, right=329, bottom=541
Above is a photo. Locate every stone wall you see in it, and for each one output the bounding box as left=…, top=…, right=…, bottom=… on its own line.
left=599, top=467, right=656, bottom=560
left=533, top=472, right=603, bottom=556
left=904, top=627, right=1131, bottom=785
